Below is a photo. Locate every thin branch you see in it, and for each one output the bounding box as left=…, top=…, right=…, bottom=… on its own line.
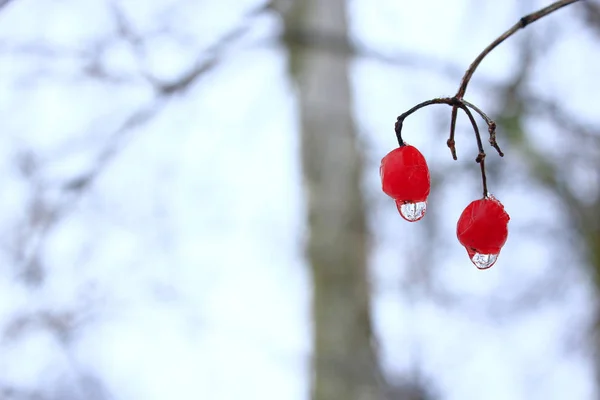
left=152, top=3, right=271, bottom=94
left=0, top=3, right=275, bottom=284
left=461, top=99, right=503, bottom=156
left=448, top=106, right=459, bottom=160
left=456, top=0, right=581, bottom=98
left=62, top=99, right=166, bottom=194
left=456, top=104, right=488, bottom=197
left=395, top=98, right=454, bottom=146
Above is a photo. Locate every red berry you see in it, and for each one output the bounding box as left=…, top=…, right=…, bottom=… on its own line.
left=380, top=145, right=430, bottom=222
left=380, top=145, right=430, bottom=202
left=456, top=196, right=510, bottom=269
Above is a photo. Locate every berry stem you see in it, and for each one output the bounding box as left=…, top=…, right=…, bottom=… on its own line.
left=479, top=159, right=488, bottom=198
left=447, top=105, right=458, bottom=160
left=395, top=97, right=453, bottom=147
left=456, top=104, right=489, bottom=197
left=457, top=105, right=484, bottom=156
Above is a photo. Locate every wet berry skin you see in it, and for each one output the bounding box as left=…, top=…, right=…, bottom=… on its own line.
left=380, top=145, right=430, bottom=202
left=456, top=196, right=510, bottom=255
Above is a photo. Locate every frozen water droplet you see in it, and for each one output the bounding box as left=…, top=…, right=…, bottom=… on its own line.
left=468, top=250, right=499, bottom=270
left=395, top=201, right=427, bottom=222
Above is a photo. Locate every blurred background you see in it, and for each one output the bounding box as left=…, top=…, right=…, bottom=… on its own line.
left=0, top=0, right=599, bottom=399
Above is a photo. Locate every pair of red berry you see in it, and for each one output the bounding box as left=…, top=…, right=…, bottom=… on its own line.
left=380, top=144, right=510, bottom=269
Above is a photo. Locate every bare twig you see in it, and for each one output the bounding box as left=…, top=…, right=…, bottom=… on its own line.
left=461, top=99, right=503, bottom=156
left=457, top=104, right=488, bottom=197
left=456, top=0, right=581, bottom=98
left=394, top=98, right=454, bottom=146
left=447, top=105, right=459, bottom=160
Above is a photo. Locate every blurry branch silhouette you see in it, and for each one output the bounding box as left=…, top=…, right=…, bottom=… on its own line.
left=1, top=306, right=112, bottom=399
left=0, top=3, right=495, bottom=88
left=109, top=1, right=273, bottom=93
left=57, top=0, right=487, bottom=205
left=3, top=303, right=96, bottom=344
left=0, top=5, right=271, bottom=397
left=2, top=325, right=111, bottom=399
left=57, top=3, right=271, bottom=195
left=1, top=370, right=112, bottom=400
left=0, top=2, right=272, bottom=286
left=0, top=0, right=15, bottom=10
left=109, top=0, right=481, bottom=92
left=529, top=96, right=600, bottom=145
left=0, top=386, right=43, bottom=400
left=580, top=0, right=600, bottom=36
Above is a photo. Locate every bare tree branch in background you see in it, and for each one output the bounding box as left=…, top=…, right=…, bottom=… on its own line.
left=580, top=0, right=600, bottom=37
left=0, top=1, right=500, bottom=91
left=0, top=0, right=15, bottom=10
left=0, top=3, right=272, bottom=398
left=2, top=1, right=274, bottom=262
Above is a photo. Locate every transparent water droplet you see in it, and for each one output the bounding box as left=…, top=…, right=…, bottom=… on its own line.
left=395, top=201, right=427, bottom=222
left=467, top=249, right=499, bottom=270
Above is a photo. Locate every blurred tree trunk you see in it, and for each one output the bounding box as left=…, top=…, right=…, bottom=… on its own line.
left=274, top=0, right=385, bottom=399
